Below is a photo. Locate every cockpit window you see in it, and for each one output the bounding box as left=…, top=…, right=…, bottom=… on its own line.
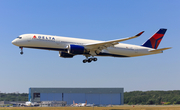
left=17, top=36, right=22, bottom=39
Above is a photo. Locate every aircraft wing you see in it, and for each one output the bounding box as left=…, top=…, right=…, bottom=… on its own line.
left=84, top=31, right=144, bottom=50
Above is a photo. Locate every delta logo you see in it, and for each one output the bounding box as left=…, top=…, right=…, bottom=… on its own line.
left=33, top=35, right=36, bottom=39
left=33, top=35, right=55, bottom=40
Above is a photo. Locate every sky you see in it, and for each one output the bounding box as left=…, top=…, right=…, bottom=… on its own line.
left=0, top=0, right=180, bottom=93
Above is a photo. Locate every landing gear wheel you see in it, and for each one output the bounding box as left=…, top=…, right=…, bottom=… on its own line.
left=93, top=58, right=97, bottom=61
left=83, top=55, right=97, bottom=63
left=88, top=58, right=92, bottom=63
left=19, top=47, right=23, bottom=55
left=83, top=59, right=87, bottom=63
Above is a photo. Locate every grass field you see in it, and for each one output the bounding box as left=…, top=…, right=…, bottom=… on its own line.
left=1, top=105, right=180, bottom=110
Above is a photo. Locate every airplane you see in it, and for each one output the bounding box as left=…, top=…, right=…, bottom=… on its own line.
left=86, top=103, right=95, bottom=107
left=71, top=100, right=87, bottom=107
left=24, top=101, right=32, bottom=106
left=24, top=100, right=39, bottom=107
left=12, top=28, right=171, bottom=63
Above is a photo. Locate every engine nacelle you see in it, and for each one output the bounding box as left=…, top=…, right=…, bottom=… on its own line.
left=59, top=51, right=74, bottom=58
left=67, top=44, right=85, bottom=54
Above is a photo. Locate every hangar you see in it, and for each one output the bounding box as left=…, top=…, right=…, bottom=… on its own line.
left=29, top=88, right=124, bottom=105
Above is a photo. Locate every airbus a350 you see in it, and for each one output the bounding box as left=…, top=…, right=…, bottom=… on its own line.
left=12, top=28, right=171, bottom=63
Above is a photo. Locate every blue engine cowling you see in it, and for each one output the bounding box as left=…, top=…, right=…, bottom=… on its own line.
left=67, top=44, right=85, bottom=54
left=59, top=51, right=74, bottom=58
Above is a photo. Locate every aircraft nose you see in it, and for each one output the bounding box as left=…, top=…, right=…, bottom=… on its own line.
left=12, top=39, right=17, bottom=45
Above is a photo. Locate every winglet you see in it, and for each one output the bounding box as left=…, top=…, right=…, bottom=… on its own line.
left=136, top=31, right=144, bottom=37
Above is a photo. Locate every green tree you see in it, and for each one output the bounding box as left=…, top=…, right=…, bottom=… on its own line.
left=147, top=99, right=155, bottom=105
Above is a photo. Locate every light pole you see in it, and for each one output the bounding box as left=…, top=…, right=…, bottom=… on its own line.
left=16, top=91, right=19, bottom=102
left=69, top=91, right=72, bottom=105
left=99, top=92, right=101, bottom=105
left=90, top=91, right=92, bottom=104
left=110, top=91, right=112, bottom=106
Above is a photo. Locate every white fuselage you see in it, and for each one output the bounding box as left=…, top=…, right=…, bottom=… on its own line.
left=12, top=34, right=161, bottom=58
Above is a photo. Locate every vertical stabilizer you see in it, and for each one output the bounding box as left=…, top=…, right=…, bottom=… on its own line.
left=142, top=28, right=167, bottom=49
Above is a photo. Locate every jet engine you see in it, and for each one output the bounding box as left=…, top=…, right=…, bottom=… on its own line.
left=59, top=51, right=74, bottom=58
left=67, top=44, right=85, bottom=54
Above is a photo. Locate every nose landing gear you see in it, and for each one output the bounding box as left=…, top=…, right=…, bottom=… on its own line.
left=19, top=47, right=23, bottom=55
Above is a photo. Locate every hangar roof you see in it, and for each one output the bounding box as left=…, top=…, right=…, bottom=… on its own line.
left=29, top=88, right=123, bottom=94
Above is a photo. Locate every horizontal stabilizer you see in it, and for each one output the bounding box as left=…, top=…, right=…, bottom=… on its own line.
left=149, top=47, right=172, bottom=53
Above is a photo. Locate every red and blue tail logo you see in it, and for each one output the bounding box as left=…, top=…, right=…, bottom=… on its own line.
left=142, top=28, right=167, bottom=49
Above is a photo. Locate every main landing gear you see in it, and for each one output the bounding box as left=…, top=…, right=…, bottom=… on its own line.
left=19, top=47, right=23, bottom=55
left=83, top=57, right=97, bottom=63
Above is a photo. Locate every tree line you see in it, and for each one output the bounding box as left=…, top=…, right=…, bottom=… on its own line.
left=0, top=93, right=28, bottom=101
left=124, top=90, right=180, bottom=105
left=1, top=91, right=180, bottom=105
